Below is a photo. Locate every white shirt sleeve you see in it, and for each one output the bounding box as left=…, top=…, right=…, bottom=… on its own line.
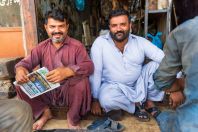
left=89, top=38, right=103, bottom=99
left=140, top=37, right=165, bottom=63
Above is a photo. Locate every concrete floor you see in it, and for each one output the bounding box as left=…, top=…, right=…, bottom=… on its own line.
left=42, top=111, right=161, bottom=132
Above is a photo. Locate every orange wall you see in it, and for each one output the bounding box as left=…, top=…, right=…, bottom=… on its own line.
left=0, top=27, right=25, bottom=58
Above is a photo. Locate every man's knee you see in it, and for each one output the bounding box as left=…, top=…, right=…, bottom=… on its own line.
left=72, top=78, right=89, bottom=94
left=99, top=95, right=116, bottom=110
left=144, top=61, right=159, bottom=70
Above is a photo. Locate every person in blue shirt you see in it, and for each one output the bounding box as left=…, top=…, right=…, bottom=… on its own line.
left=154, top=0, right=198, bottom=131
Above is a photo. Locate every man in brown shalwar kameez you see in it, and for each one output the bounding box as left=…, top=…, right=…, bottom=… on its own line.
left=15, top=8, right=94, bottom=130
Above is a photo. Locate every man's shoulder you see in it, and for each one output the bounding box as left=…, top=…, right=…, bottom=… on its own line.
left=67, top=37, right=84, bottom=48
left=129, top=34, right=150, bottom=44
left=36, top=38, right=51, bottom=47
left=96, top=34, right=108, bottom=41
left=91, top=35, right=108, bottom=48
left=174, top=16, right=198, bottom=33
left=93, top=34, right=110, bottom=44
left=130, top=34, right=144, bottom=40
left=27, top=39, right=51, bottom=53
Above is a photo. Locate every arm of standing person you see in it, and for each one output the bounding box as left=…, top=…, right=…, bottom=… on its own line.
left=154, top=31, right=182, bottom=91
left=153, top=31, right=184, bottom=109
left=166, top=78, right=185, bottom=109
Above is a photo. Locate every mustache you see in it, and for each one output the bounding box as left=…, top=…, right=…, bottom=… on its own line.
left=115, top=31, right=125, bottom=35
left=51, top=32, right=63, bottom=35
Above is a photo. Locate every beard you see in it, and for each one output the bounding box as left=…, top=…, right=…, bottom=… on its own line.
left=52, top=37, right=64, bottom=43
left=51, top=32, right=65, bottom=43
left=110, top=30, right=130, bottom=42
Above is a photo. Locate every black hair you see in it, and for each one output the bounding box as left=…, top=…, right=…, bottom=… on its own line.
left=173, top=0, right=198, bottom=24
left=108, top=9, right=130, bottom=24
left=44, top=8, right=67, bottom=24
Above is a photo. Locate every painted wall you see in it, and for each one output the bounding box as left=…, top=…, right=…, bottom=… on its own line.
left=0, top=0, right=24, bottom=58
left=0, top=27, right=24, bottom=58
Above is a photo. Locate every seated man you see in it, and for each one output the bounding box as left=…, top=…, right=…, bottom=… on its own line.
left=90, top=9, right=164, bottom=121
left=0, top=99, right=33, bottom=132
left=15, top=8, right=94, bottom=130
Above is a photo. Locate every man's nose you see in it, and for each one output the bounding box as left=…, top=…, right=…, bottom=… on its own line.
left=116, top=25, right=122, bottom=31
left=54, top=27, right=61, bottom=32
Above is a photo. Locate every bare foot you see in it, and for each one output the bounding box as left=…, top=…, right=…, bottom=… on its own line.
left=67, top=117, right=81, bottom=129
left=33, top=108, right=52, bottom=130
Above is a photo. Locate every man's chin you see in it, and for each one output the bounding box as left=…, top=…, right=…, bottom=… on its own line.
left=52, top=38, right=64, bottom=43
left=114, top=37, right=126, bottom=42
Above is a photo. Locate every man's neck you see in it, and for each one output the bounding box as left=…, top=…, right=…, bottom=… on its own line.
left=114, top=38, right=128, bottom=53
left=53, top=42, right=63, bottom=49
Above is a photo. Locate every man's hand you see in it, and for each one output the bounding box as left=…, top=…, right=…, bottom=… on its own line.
left=91, top=100, right=103, bottom=116
left=15, top=67, right=29, bottom=84
left=46, top=67, right=75, bottom=83
left=169, top=91, right=185, bottom=109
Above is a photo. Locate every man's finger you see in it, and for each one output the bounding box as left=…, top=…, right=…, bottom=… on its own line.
left=46, top=73, right=57, bottom=81
left=23, top=75, right=29, bottom=81
left=169, top=97, right=173, bottom=105
left=171, top=102, right=176, bottom=109
left=46, top=70, right=56, bottom=77
left=47, top=76, right=59, bottom=83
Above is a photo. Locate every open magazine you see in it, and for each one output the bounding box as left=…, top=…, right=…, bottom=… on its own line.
left=14, top=67, right=60, bottom=99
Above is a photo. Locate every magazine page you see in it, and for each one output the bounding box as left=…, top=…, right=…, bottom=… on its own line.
left=14, top=67, right=60, bottom=98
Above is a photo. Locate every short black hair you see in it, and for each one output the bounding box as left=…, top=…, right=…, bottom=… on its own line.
left=44, top=8, right=67, bottom=24
left=108, top=9, right=130, bottom=24
left=173, top=0, right=198, bottom=24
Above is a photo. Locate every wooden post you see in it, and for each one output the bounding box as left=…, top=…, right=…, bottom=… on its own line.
left=144, top=0, right=149, bottom=38
left=21, top=0, right=38, bottom=55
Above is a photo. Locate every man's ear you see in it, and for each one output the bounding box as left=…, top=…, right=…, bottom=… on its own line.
left=130, top=21, right=132, bottom=27
left=130, top=22, right=132, bottom=32
left=44, top=24, right=47, bottom=30
left=66, top=24, right=69, bottom=30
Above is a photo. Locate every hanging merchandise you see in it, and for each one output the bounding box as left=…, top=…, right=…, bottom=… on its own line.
left=147, top=32, right=163, bottom=49
left=75, top=0, right=85, bottom=11
left=158, top=0, right=168, bottom=10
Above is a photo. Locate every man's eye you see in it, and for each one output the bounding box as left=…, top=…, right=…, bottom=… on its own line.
left=111, top=25, right=117, bottom=28
left=121, top=23, right=126, bottom=26
left=59, top=25, right=65, bottom=28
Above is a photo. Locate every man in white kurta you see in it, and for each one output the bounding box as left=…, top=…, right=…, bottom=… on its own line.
left=89, top=9, right=164, bottom=120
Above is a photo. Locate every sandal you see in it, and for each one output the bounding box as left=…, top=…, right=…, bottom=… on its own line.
left=87, top=117, right=125, bottom=132
left=106, top=109, right=123, bottom=121
left=87, top=117, right=108, bottom=130
left=134, top=103, right=150, bottom=122
left=146, top=107, right=161, bottom=118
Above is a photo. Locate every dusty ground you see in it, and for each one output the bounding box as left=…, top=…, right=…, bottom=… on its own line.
left=43, top=109, right=163, bottom=132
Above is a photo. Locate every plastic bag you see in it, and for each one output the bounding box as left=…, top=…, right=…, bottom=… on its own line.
left=75, top=0, right=85, bottom=11
left=147, top=32, right=163, bottom=49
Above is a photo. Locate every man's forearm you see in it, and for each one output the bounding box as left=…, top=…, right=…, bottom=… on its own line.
left=165, top=79, right=184, bottom=93
left=16, top=66, right=27, bottom=73
left=64, top=67, right=75, bottom=78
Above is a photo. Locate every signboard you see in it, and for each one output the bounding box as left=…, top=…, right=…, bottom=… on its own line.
left=0, top=0, right=21, bottom=27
